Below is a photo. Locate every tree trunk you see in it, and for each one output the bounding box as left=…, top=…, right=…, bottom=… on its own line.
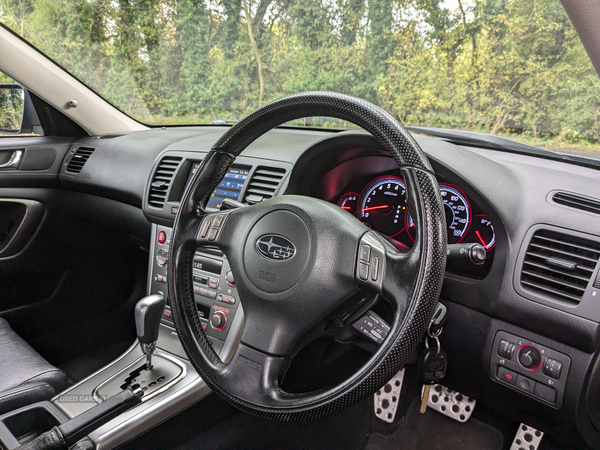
left=242, top=0, right=265, bottom=107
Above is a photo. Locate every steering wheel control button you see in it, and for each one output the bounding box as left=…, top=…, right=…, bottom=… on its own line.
left=497, top=366, right=517, bottom=385
left=543, top=359, right=562, bottom=379
left=199, top=219, right=211, bottom=238
left=534, top=383, right=556, bottom=403
left=359, top=262, right=369, bottom=280
left=208, top=227, right=218, bottom=241
left=212, top=214, right=225, bottom=228
left=370, top=256, right=379, bottom=281
left=356, top=232, right=385, bottom=292
left=518, top=345, right=541, bottom=371
left=156, top=249, right=169, bottom=267
left=157, top=231, right=167, bottom=244
left=210, top=311, right=227, bottom=331
left=516, top=375, right=535, bottom=393
left=497, top=339, right=515, bottom=359
left=360, top=244, right=371, bottom=262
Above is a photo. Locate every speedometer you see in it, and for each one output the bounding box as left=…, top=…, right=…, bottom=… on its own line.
left=358, top=176, right=407, bottom=237
left=406, top=183, right=471, bottom=244
left=439, top=184, right=471, bottom=244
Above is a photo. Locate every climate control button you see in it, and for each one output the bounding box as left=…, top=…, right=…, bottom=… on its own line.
left=210, top=311, right=227, bottom=331
left=156, top=249, right=169, bottom=267
left=518, top=345, right=541, bottom=371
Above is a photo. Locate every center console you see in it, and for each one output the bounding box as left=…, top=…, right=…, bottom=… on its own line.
left=150, top=225, right=241, bottom=357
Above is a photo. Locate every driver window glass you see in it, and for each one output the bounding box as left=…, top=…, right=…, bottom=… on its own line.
left=0, top=70, right=42, bottom=137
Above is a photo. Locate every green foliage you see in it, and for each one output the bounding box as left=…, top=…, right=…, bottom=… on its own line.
left=0, top=87, right=24, bottom=131
left=1, top=0, right=599, bottom=147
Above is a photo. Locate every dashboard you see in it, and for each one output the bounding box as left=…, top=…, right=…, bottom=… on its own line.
left=53, top=125, right=600, bottom=449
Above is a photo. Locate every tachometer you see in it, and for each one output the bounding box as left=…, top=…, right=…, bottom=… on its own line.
left=439, top=184, right=471, bottom=244
left=358, top=176, right=407, bottom=237
left=337, top=192, right=359, bottom=216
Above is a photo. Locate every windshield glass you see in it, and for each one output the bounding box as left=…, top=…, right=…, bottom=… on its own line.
left=1, top=0, right=599, bottom=158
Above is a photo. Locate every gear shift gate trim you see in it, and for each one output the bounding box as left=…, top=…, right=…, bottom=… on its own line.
left=93, top=351, right=187, bottom=404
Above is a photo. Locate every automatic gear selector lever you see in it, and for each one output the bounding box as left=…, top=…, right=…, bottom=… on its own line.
left=135, top=294, right=166, bottom=370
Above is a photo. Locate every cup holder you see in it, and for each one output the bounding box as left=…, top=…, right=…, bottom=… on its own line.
left=0, top=402, right=68, bottom=449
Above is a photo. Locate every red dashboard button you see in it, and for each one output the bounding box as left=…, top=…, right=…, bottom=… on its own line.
left=157, top=231, right=167, bottom=244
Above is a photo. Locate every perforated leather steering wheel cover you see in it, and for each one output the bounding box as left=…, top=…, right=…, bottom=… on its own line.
left=168, top=92, right=447, bottom=421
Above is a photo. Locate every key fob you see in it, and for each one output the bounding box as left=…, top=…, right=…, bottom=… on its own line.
left=418, top=349, right=448, bottom=385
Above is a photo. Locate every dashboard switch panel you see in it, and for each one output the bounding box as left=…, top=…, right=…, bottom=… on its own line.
left=490, top=331, right=570, bottom=409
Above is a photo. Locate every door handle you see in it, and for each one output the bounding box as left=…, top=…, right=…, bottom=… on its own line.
left=0, top=150, right=23, bottom=169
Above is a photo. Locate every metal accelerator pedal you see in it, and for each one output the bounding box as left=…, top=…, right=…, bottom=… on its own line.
left=422, top=383, right=477, bottom=422
left=509, top=423, right=544, bottom=450
left=374, top=369, right=405, bottom=422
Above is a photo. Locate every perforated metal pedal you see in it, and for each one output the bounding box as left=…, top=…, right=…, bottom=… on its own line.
left=374, top=369, right=404, bottom=423
left=423, top=384, right=476, bottom=422
left=510, top=423, right=543, bottom=450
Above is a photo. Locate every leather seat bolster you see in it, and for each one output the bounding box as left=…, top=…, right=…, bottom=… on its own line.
left=0, top=318, right=70, bottom=414
left=0, top=382, right=55, bottom=416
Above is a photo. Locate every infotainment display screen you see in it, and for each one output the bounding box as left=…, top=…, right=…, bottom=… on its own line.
left=186, top=162, right=250, bottom=210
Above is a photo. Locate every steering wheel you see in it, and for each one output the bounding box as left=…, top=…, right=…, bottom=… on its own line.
left=168, top=92, right=446, bottom=421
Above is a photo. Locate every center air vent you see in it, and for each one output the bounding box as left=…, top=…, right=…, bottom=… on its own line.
left=244, top=166, right=287, bottom=202
left=147, top=156, right=182, bottom=208
left=66, top=147, right=95, bottom=174
left=552, top=191, right=600, bottom=215
left=520, top=229, right=600, bottom=305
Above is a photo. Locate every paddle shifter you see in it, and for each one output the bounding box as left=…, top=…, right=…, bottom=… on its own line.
left=135, top=294, right=166, bottom=370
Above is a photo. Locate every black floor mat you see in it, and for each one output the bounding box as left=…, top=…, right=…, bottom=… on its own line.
left=366, top=398, right=503, bottom=450
left=57, top=340, right=133, bottom=382
left=126, top=393, right=503, bottom=450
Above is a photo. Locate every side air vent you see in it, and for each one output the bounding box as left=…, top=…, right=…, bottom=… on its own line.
left=66, top=147, right=96, bottom=174
left=244, top=166, right=287, bottom=202
left=552, top=191, right=600, bottom=215
left=520, top=229, right=600, bottom=304
left=147, top=156, right=183, bottom=208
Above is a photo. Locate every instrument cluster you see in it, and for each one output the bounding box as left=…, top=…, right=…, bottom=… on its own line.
left=335, top=174, right=496, bottom=253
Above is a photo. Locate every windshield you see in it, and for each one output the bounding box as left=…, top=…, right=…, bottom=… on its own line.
left=1, top=0, right=599, bottom=158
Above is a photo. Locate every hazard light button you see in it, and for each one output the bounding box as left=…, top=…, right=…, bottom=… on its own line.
left=497, top=366, right=517, bottom=385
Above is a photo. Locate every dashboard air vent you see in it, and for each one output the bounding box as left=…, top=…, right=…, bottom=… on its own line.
left=147, top=156, right=182, bottom=208
left=520, top=229, right=600, bottom=304
left=66, top=147, right=95, bottom=174
left=552, top=192, right=600, bottom=215
left=244, top=166, right=287, bottom=202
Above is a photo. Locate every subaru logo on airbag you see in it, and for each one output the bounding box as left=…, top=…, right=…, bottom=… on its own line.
left=256, top=235, right=296, bottom=260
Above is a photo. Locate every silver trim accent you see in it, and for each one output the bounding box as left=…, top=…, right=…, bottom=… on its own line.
left=0, top=150, right=22, bottom=169
left=92, top=351, right=187, bottom=404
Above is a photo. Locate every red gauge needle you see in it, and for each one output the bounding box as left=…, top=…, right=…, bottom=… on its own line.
left=475, top=230, right=487, bottom=247
left=361, top=205, right=389, bottom=212
left=341, top=206, right=351, bottom=210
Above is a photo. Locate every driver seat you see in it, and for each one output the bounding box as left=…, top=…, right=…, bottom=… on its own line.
left=0, top=317, right=69, bottom=415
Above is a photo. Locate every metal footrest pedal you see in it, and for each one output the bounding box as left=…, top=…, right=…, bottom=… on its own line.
left=374, top=369, right=405, bottom=423
left=422, top=384, right=476, bottom=422
left=510, top=423, right=544, bottom=450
